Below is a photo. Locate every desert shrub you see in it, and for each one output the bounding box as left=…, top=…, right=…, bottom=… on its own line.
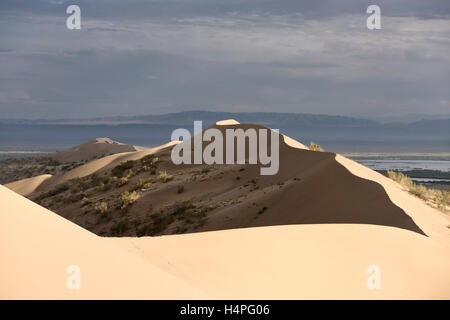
left=258, top=206, right=268, bottom=214
left=110, top=220, right=128, bottom=236
left=119, top=191, right=140, bottom=210
left=111, top=160, right=135, bottom=177
left=141, top=155, right=160, bottom=166
left=148, top=213, right=175, bottom=235
left=35, top=183, right=69, bottom=201
left=94, top=201, right=108, bottom=214
left=172, top=201, right=208, bottom=224
left=90, top=174, right=102, bottom=187
left=136, top=224, right=151, bottom=237
left=177, top=185, right=184, bottom=194
left=178, top=207, right=207, bottom=223
left=387, top=171, right=426, bottom=198
left=158, top=171, right=174, bottom=183
left=116, top=177, right=129, bottom=187
left=387, top=171, right=449, bottom=212
left=172, top=200, right=195, bottom=215
left=65, top=192, right=86, bottom=203
left=81, top=196, right=91, bottom=207
left=137, top=177, right=151, bottom=189
left=309, top=141, right=324, bottom=152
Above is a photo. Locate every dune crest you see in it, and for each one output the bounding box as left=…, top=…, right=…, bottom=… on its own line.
left=0, top=185, right=208, bottom=299
left=216, top=119, right=240, bottom=125
left=114, top=224, right=450, bottom=299
left=335, top=155, right=450, bottom=248
left=36, top=141, right=180, bottom=192
left=5, top=174, right=52, bottom=196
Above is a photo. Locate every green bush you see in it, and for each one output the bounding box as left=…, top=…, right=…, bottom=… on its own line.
left=119, top=191, right=140, bottom=210
left=35, top=183, right=69, bottom=201
left=116, top=177, right=129, bottom=187
left=94, top=201, right=108, bottom=214
left=158, top=171, right=174, bottom=183
left=110, top=220, right=128, bottom=236
left=111, top=160, right=135, bottom=177
left=137, top=177, right=151, bottom=189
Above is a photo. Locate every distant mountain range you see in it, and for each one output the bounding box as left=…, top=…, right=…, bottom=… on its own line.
left=1, top=110, right=449, bottom=127
left=1, top=111, right=449, bottom=153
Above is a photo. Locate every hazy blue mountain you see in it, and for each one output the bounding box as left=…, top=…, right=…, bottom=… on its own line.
left=0, top=111, right=448, bottom=153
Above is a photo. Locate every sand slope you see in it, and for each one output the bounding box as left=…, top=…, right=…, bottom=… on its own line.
left=115, top=224, right=450, bottom=299
left=336, top=155, right=450, bottom=249
left=2, top=183, right=449, bottom=299
left=4, top=174, right=52, bottom=196
left=36, top=141, right=179, bottom=192
left=2, top=123, right=450, bottom=299
left=0, top=185, right=207, bottom=299
left=50, top=137, right=139, bottom=163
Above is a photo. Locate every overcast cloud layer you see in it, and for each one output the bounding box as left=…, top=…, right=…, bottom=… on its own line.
left=0, top=0, right=449, bottom=119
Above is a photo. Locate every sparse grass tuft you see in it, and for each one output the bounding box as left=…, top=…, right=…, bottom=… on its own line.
left=116, top=177, right=128, bottom=187
left=309, top=141, right=324, bottom=152
left=119, top=191, right=140, bottom=210
left=136, top=177, right=151, bottom=189
left=158, top=171, right=174, bottom=183
left=94, top=201, right=108, bottom=214
left=387, top=171, right=449, bottom=212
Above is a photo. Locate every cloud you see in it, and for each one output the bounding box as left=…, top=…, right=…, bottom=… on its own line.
left=0, top=1, right=449, bottom=118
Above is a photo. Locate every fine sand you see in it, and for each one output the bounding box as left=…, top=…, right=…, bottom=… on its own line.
left=34, top=141, right=180, bottom=192
left=5, top=174, right=52, bottom=196
left=1, top=121, right=449, bottom=299
left=1, top=184, right=449, bottom=299
left=0, top=185, right=208, bottom=299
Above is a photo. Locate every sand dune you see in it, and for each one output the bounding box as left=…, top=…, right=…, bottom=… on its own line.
left=336, top=155, right=450, bottom=248
left=50, top=137, right=139, bottom=163
left=1, top=122, right=449, bottom=299
left=0, top=185, right=207, bottom=299
left=2, top=182, right=449, bottom=298
left=115, top=224, right=450, bottom=299
left=216, top=118, right=308, bottom=149
left=5, top=174, right=52, bottom=196
left=21, top=123, right=445, bottom=239
left=36, top=141, right=179, bottom=192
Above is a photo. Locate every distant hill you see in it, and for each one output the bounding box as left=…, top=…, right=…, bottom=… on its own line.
left=0, top=138, right=140, bottom=184
left=0, top=111, right=448, bottom=153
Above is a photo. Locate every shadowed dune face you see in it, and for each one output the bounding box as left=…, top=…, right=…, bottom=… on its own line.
left=27, top=123, right=425, bottom=237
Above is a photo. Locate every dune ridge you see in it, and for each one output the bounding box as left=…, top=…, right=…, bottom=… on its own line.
left=5, top=174, right=52, bottom=196
left=1, top=122, right=449, bottom=299
left=0, top=185, right=208, bottom=299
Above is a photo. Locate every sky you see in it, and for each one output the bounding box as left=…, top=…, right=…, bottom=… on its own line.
left=0, top=0, right=449, bottom=119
